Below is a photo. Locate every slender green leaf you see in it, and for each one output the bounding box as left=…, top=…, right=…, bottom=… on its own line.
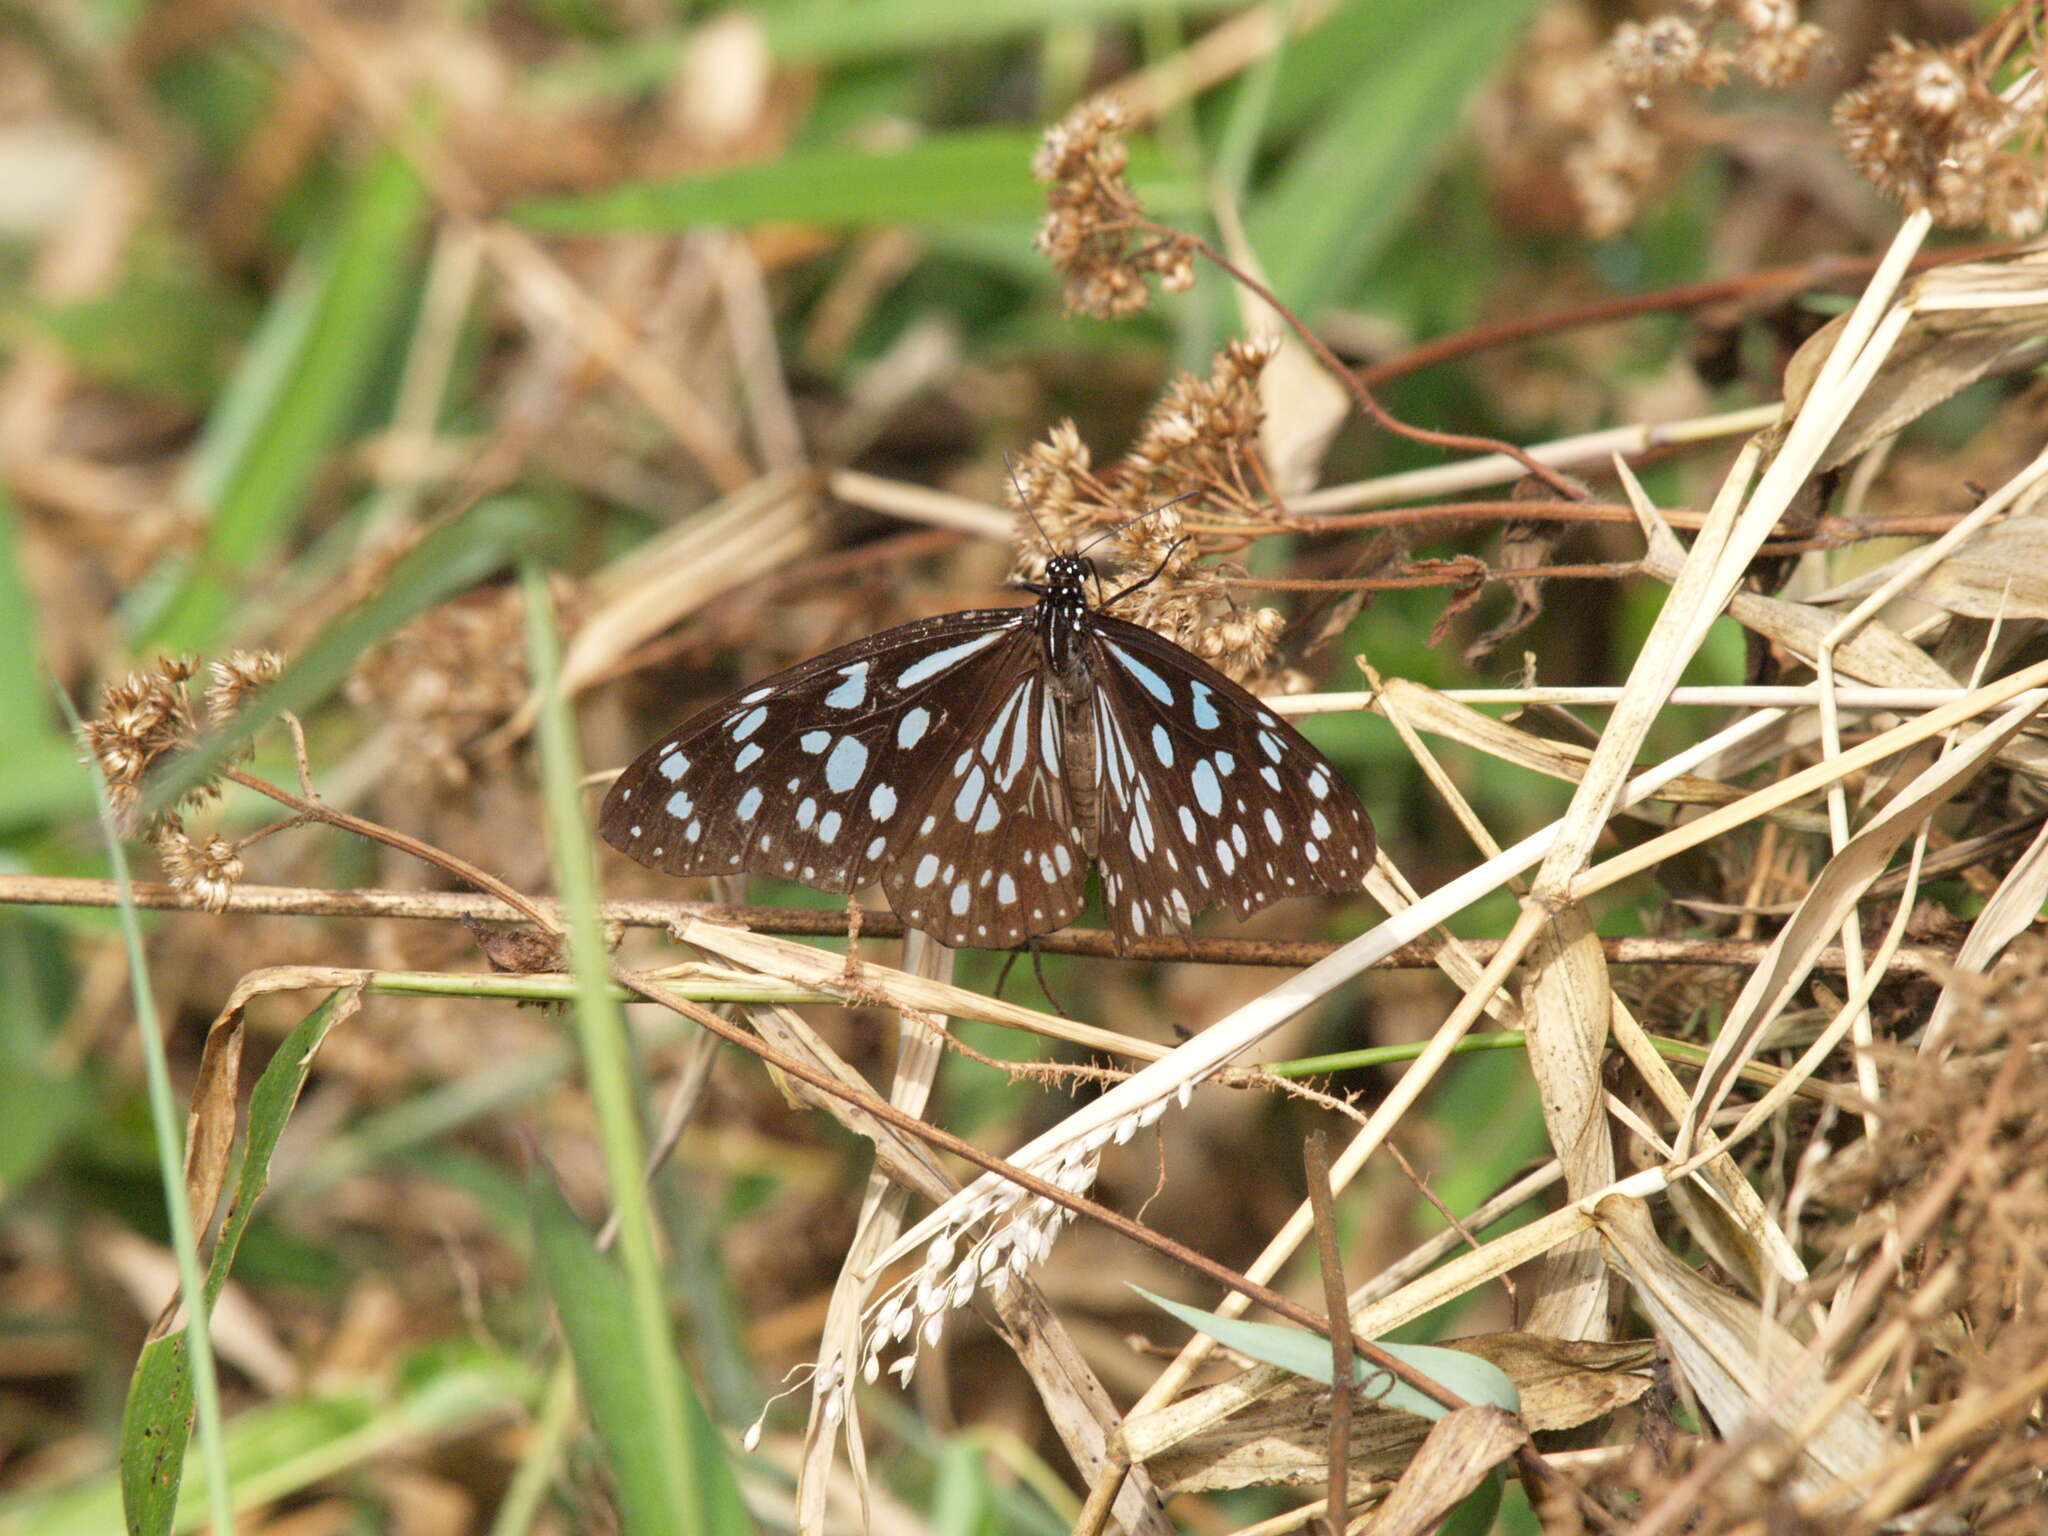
left=511, top=129, right=1190, bottom=234
left=522, top=565, right=751, bottom=1536
left=0, top=482, right=63, bottom=756
left=1132, top=1286, right=1520, bottom=1420
left=119, top=990, right=350, bottom=1536
left=761, top=0, right=1226, bottom=61
left=142, top=142, right=428, bottom=650
left=1246, top=0, right=1545, bottom=319
left=3, top=1345, right=532, bottom=1536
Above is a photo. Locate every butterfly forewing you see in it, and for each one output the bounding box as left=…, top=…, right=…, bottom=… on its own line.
left=600, top=610, right=1032, bottom=892
left=1081, top=614, right=1374, bottom=946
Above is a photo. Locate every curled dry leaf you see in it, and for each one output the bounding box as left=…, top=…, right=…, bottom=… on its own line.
left=1783, top=251, right=2048, bottom=474
left=1125, top=1333, right=1649, bottom=1494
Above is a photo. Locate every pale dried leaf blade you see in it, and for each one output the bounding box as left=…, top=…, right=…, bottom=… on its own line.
left=1130, top=1336, right=1639, bottom=1494
left=178, top=1009, right=244, bottom=1282
left=1784, top=251, right=2048, bottom=473
left=1517, top=907, right=1614, bottom=1340
left=1910, top=518, right=2048, bottom=619
left=1359, top=1405, right=1523, bottom=1536
left=1596, top=1197, right=1892, bottom=1499
left=1680, top=681, right=2045, bottom=1146
left=1923, top=812, right=2048, bottom=1048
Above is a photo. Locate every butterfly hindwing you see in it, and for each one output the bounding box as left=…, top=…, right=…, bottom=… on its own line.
left=600, top=610, right=1033, bottom=892
left=879, top=663, right=1091, bottom=949
left=1081, top=613, right=1375, bottom=947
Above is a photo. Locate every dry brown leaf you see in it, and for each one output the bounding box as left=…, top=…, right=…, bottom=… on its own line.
left=1596, top=1197, right=1892, bottom=1501
left=1360, top=1405, right=1525, bottom=1536
left=1784, top=250, right=2048, bottom=474
left=1129, top=1334, right=1643, bottom=1495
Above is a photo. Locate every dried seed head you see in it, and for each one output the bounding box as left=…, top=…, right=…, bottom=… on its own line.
left=205, top=649, right=284, bottom=725
left=157, top=826, right=244, bottom=911
left=1033, top=97, right=1200, bottom=320
left=1836, top=39, right=2043, bottom=235
left=83, top=656, right=202, bottom=833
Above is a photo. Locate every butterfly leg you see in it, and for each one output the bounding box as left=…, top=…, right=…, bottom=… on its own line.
left=838, top=893, right=864, bottom=983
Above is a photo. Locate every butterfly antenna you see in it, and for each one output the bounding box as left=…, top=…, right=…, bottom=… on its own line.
left=1075, top=490, right=1201, bottom=559
left=1003, top=451, right=1057, bottom=555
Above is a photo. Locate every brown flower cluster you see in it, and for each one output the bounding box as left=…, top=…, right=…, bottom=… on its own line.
left=1033, top=97, right=1197, bottom=319
left=1610, top=1, right=1826, bottom=100
left=1008, top=340, right=1293, bottom=685
left=347, top=585, right=545, bottom=789
left=1836, top=36, right=2047, bottom=236
left=83, top=649, right=284, bottom=908
left=83, top=655, right=202, bottom=834
left=1801, top=937, right=2048, bottom=1529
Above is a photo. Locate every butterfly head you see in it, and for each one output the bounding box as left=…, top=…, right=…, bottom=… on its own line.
left=1042, top=553, right=1093, bottom=601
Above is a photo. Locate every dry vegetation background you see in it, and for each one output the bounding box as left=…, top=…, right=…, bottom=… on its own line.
left=1, top=1, right=2047, bottom=1533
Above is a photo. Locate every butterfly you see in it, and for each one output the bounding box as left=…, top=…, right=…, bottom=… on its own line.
left=599, top=544, right=1375, bottom=952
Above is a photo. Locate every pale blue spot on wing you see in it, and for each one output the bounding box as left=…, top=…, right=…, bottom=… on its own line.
left=869, top=783, right=897, bottom=819
left=898, top=708, right=932, bottom=748
left=1151, top=724, right=1173, bottom=766
left=896, top=630, right=1004, bottom=688
left=732, top=706, right=768, bottom=741
left=825, top=663, right=869, bottom=709
left=1107, top=642, right=1173, bottom=704
left=658, top=753, right=688, bottom=781
left=735, top=743, right=762, bottom=770
left=1192, top=759, right=1222, bottom=815
left=1189, top=682, right=1221, bottom=729
left=826, top=737, right=868, bottom=793
left=801, top=730, right=830, bottom=753
left=737, top=786, right=763, bottom=820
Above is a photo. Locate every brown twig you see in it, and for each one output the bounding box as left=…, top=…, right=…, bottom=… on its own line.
left=0, top=873, right=1964, bottom=975
left=1139, top=221, right=1592, bottom=503
left=1305, top=1131, right=1355, bottom=1535
left=1349, top=240, right=2013, bottom=387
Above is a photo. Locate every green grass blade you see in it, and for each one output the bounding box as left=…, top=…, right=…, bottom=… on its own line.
left=1246, top=0, right=1544, bottom=318
left=510, top=128, right=1190, bottom=234
left=52, top=688, right=234, bottom=1536
left=1131, top=1286, right=1520, bottom=1420
left=118, top=989, right=351, bottom=1536
left=520, top=562, right=751, bottom=1536
left=761, top=0, right=1223, bottom=61
left=0, top=482, right=63, bottom=755
left=141, top=142, right=428, bottom=651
